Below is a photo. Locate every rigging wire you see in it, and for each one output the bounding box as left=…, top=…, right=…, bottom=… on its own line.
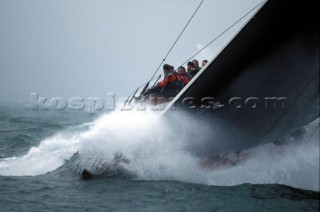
left=308, top=121, right=320, bottom=142
left=149, top=0, right=205, bottom=81
left=127, top=0, right=266, bottom=102
left=180, top=0, right=265, bottom=67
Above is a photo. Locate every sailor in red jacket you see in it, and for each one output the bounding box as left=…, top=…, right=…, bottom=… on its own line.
left=145, top=64, right=183, bottom=97
left=157, top=68, right=180, bottom=87
left=177, top=66, right=192, bottom=86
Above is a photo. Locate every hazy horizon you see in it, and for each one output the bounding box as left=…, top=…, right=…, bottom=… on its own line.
left=0, top=0, right=263, bottom=105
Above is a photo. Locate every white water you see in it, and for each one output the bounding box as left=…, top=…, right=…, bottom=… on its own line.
left=0, top=133, right=79, bottom=176
left=0, top=110, right=319, bottom=191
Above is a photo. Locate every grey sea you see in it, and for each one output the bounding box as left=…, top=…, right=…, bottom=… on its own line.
left=0, top=104, right=319, bottom=212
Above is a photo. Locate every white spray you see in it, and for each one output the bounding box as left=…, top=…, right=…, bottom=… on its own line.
left=0, top=109, right=318, bottom=191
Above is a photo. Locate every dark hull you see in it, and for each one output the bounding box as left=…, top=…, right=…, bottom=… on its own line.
left=164, top=0, right=319, bottom=155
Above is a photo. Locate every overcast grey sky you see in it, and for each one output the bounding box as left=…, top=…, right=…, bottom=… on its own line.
left=0, top=0, right=263, bottom=104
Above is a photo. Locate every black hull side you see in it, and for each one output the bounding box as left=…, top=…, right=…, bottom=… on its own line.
left=165, top=0, right=319, bottom=155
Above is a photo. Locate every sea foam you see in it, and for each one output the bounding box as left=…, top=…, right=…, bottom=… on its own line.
left=0, top=109, right=318, bottom=191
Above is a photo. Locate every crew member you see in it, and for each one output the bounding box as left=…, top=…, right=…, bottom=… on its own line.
left=187, top=61, right=198, bottom=77
left=193, top=59, right=201, bottom=72
left=178, top=66, right=192, bottom=86
left=145, top=64, right=183, bottom=97
left=202, top=60, right=208, bottom=68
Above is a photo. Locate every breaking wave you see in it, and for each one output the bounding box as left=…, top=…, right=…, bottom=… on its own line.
left=0, top=109, right=319, bottom=191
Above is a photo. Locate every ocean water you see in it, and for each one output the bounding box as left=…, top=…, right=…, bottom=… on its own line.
left=0, top=105, right=319, bottom=211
